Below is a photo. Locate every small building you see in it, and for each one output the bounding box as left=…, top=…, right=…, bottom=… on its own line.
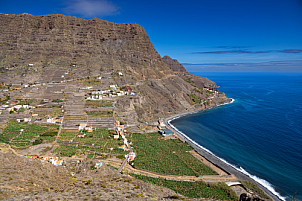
left=114, top=135, right=119, bottom=139
left=125, top=86, right=133, bottom=91
left=128, top=152, right=136, bottom=161
left=110, top=85, right=117, bottom=91
left=17, top=118, right=31, bottom=123
left=84, top=126, right=93, bottom=132
left=158, top=119, right=165, bottom=128
left=158, top=128, right=174, bottom=136
left=79, top=123, right=87, bottom=130
left=47, top=118, right=55, bottom=124
left=117, top=125, right=124, bottom=131
left=119, top=144, right=126, bottom=150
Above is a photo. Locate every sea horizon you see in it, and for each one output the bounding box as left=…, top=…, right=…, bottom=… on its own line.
left=171, top=72, right=302, bottom=201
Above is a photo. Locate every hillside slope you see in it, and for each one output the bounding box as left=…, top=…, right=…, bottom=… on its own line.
left=0, top=13, right=230, bottom=122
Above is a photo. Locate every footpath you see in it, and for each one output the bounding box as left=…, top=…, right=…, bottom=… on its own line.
left=104, top=158, right=238, bottom=183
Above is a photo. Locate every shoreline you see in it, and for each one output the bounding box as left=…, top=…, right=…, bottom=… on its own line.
left=165, top=99, right=283, bottom=201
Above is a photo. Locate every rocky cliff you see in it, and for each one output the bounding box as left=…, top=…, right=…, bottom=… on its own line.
left=0, top=13, right=230, bottom=122
left=0, top=13, right=173, bottom=82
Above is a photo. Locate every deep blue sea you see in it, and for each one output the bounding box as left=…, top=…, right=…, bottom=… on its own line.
left=171, top=72, right=302, bottom=201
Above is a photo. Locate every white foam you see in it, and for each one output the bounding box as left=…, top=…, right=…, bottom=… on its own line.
left=167, top=98, right=287, bottom=201
left=238, top=167, right=287, bottom=201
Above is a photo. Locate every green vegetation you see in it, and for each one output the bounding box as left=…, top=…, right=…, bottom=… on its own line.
left=33, top=109, right=63, bottom=118
left=15, top=124, right=51, bottom=140
left=81, top=78, right=101, bottom=86
left=193, top=88, right=203, bottom=94
left=130, top=132, right=217, bottom=176
left=0, top=134, right=9, bottom=143
left=86, top=110, right=113, bottom=117
left=54, top=145, right=78, bottom=157
left=18, top=99, right=39, bottom=105
left=2, top=119, right=27, bottom=139
left=17, top=107, right=25, bottom=113
left=52, top=99, right=64, bottom=103
left=53, top=128, right=128, bottom=157
left=9, top=141, right=32, bottom=148
left=85, top=100, right=113, bottom=108
left=0, top=95, right=10, bottom=104
left=205, top=89, right=215, bottom=95
left=4, top=121, right=59, bottom=148
left=184, top=78, right=194, bottom=84
left=37, top=104, right=63, bottom=109
left=241, top=181, right=271, bottom=200
left=131, top=174, right=238, bottom=200
left=57, top=131, right=77, bottom=143
left=187, top=94, right=204, bottom=104
left=73, top=129, right=122, bottom=149
left=33, top=138, right=43, bottom=145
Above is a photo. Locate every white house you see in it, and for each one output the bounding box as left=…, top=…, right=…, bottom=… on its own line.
left=110, top=85, right=117, bottom=91
left=128, top=152, right=136, bottom=161
left=79, top=123, right=87, bottom=130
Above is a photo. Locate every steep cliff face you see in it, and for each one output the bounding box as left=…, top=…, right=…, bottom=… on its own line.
left=0, top=13, right=230, bottom=122
left=162, top=56, right=187, bottom=73
left=162, top=55, right=217, bottom=88
left=0, top=13, right=173, bottom=82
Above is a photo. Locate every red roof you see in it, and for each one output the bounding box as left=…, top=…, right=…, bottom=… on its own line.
left=125, top=86, right=133, bottom=91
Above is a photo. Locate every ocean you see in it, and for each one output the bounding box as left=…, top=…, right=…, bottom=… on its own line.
left=171, top=72, right=302, bottom=201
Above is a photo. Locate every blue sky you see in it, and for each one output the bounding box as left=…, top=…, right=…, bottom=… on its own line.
left=1, top=0, right=302, bottom=71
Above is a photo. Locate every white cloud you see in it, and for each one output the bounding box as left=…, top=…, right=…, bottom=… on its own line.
left=64, top=0, right=118, bottom=18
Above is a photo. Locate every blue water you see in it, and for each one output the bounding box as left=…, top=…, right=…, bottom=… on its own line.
left=171, top=72, right=302, bottom=200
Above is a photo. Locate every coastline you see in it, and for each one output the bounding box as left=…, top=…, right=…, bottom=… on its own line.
left=165, top=99, right=283, bottom=201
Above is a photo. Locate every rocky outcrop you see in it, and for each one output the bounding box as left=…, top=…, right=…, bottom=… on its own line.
left=162, top=56, right=187, bottom=73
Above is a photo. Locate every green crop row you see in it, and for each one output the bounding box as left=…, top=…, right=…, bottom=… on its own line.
left=2, top=120, right=27, bottom=139
left=6, top=123, right=59, bottom=148
left=132, top=174, right=238, bottom=200
left=86, top=110, right=113, bottom=117
left=57, top=131, right=77, bottom=143
left=85, top=100, right=113, bottom=108
left=54, top=128, right=128, bottom=157
left=129, top=132, right=217, bottom=176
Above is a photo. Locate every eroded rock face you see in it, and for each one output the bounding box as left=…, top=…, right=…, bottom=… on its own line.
left=0, top=13, right=173, bottom=82
left=162, top=56, right=187, bottom=73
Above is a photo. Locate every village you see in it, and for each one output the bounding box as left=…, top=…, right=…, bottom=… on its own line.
left=0, top=64, right=269, bottom=201
left=0, top=63, right=228, bottom=173
left=0, top=64, right=179, bottom=171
